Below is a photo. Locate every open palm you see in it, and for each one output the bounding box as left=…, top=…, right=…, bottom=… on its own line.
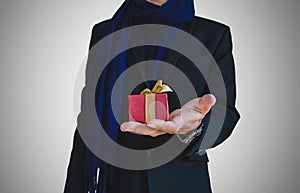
left=120, top=94, right=216, bottom=137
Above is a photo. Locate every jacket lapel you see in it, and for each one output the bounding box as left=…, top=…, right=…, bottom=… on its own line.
left=163, top=20, right=196, bottom=67
left=129, top=20, right=197, bottom=68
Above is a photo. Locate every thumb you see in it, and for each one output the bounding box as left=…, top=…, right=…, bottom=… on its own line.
left=199, top=94, right=216, bottom=115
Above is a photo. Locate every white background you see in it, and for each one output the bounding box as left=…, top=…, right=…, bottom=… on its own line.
left=0, top=0, right=299, bottom=193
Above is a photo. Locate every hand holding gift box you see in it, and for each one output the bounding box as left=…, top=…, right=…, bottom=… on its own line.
left=128, top=80, right=173, bottom=123
left=122, top=91, right=216, bottom=138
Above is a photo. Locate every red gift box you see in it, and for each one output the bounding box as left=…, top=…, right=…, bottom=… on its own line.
left=128, top=80, right=172, bottom=123
left=128, top=93, right=169, bottom=122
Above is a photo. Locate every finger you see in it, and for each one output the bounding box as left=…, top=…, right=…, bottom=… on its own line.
left=169, top=109, right=181, bottom=120
left=147, top=119, right=178, bottom=134
left=121, top=121, right=167, bottom=137
left=120, top=122, right=158, bottom=136
left=199, top=94, right=216, bottom=115
left=120, top=121, right=144, bottom=131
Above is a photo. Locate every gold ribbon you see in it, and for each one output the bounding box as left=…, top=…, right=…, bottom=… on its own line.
left=145, top=94, right=156, bottom=122
left=140, top=80, right=173, bottom=122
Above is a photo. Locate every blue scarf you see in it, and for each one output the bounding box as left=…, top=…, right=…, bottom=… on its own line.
left=87, top=0, right=195, bottom=192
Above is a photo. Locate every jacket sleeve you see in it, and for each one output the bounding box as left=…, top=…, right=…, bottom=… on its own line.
left=183, top=26, right=241, bottom=159
left=63, top=23, right=105, bottom=193
left=63, top=129, right=88, bottom=193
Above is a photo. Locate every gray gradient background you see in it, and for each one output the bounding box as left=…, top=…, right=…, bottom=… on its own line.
left=0, top=0, right=299, bottom=193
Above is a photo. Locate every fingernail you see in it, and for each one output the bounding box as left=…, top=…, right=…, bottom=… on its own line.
left=120, top=126, right=127, bottom=131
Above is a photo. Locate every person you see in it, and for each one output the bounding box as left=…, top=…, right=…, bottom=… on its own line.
left=64, top=0, right=240, bottom=193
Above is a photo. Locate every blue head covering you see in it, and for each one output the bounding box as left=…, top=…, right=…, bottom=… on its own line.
left=87, top=0, right=195, bottom=192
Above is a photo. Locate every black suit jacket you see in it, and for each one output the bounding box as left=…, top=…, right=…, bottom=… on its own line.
left=64, top=16, right=240, bottom=193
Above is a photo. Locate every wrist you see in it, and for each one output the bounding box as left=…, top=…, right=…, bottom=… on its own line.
left=176, top=121, right=204, bottom=144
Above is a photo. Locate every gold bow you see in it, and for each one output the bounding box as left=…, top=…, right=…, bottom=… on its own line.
left=140, top=80, right=173, bottom=94
left=140, top=80, right=172, bottom=122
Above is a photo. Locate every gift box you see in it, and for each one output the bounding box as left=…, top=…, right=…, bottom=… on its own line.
left=128, top=80, right=172, bottom=123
